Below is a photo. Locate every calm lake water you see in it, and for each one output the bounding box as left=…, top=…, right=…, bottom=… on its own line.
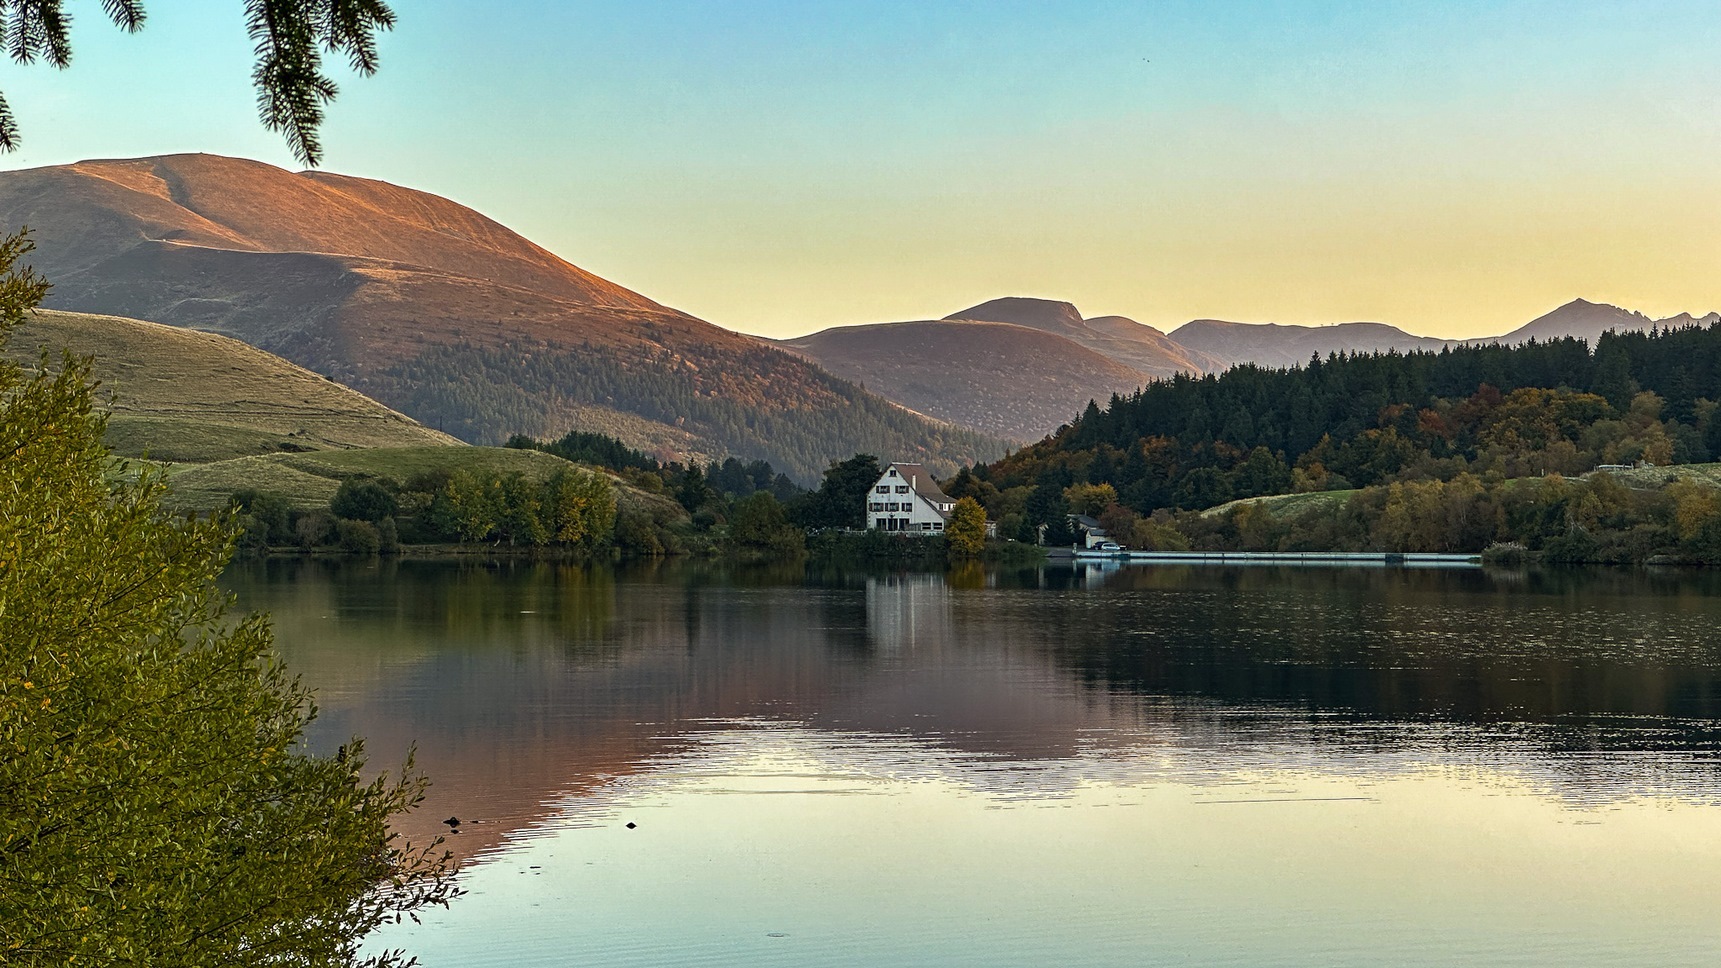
left=225, top=559, right=1721, bottom=968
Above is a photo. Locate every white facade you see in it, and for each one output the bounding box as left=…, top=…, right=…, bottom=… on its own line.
left=865, top=463, right=956, bottom=534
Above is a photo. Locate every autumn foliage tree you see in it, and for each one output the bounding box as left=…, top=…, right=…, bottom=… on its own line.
left=945, top=497, right=987, bottom=559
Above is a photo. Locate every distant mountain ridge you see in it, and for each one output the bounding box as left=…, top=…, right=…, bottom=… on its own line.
left=1168, top=319, right=1458, bottom=370
left=1169, top=298, right=1719, bottom=371
left=778, top=318, right=1147, bottom=441
left=0, top=153, right=1003, bottom=481
left=945, top=297, right=1227, bottom=377
left=782, top=295, right=1718, bottom=441
left=1498, top=298, right=1721, bottom=347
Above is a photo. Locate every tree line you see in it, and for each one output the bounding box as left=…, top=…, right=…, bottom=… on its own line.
left=965, top=324, right=1721, bottom=536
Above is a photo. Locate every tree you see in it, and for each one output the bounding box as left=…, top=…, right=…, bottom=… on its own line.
left=542, top=468, right=618, bottom=551
left=0, top=0, right=396, bottom=165
left=790, top=453, right=882, bottom=530
left=945, top=497, right=987, bottom=559
left=674, top=464, right=714, bottom=514
left=0, top=232, right=455, bottom=965
left=727, top=491, right=804, bottom=557
left=331, top=478, right=399, bottom=523
left=442, top=468, right=500, bottom=542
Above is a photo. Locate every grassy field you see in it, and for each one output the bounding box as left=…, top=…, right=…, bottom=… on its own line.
left=1204, top=489, right=1357, bottom=519
left=9, top=310, right=458, bottom=461
left=1594, top=463, right=1721, bottom=489
left=1205, top=463, right=1721, bottom=521
left=160, top=445, right=687, bottom=525
left=164, top=446, right=586, bottom=511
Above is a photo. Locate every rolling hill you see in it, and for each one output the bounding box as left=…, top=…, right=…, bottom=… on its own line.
left=778, top=318, right=1148, bottom=441
left=0, top=153, right=1002, bottom=482
left=4, top=309, right=458, bottom=461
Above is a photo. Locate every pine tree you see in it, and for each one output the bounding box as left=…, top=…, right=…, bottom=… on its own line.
left=0, top=1, right=395, bottom=165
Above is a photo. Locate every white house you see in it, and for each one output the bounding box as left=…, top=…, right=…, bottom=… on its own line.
left=866, top=463, right=957, bottom=534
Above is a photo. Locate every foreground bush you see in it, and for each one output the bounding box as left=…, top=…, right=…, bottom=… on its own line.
left=0, top=233, right=455, bottom=966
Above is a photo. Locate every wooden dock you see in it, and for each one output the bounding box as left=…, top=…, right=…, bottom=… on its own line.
left=1069, top=550, right=1482, bottom=567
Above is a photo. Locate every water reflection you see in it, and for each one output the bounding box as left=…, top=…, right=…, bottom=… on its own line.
left=225, top=558, right=1721, bottom=866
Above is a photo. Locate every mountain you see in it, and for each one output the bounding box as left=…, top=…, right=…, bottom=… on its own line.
left=1168, top=319, right=1456, bottom=370
left=1165, top=300, right=1721, bottom=372
left=1498, top=298, right=1720, bottom=347
left=778, top=318, right=1148, bottom=441
left=0, top=153, right=1002, bottom=481
left=6, top=309, right=457, bottom=462
left=946, top=297, right=1225, bottom=378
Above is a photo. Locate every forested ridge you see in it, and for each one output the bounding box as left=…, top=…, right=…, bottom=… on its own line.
left=360, top=336, right=1006, bottom=484
left=984, top=324, right=1721, bottom=511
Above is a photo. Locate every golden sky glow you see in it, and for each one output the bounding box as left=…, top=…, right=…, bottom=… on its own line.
left=11, top=1, right=1720, bottom=339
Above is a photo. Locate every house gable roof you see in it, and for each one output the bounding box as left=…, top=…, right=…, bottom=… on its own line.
left=886, top=462, right=954, bottom=506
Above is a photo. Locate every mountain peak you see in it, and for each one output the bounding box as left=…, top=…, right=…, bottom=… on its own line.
left=946, top=297, right=1085, bottom=334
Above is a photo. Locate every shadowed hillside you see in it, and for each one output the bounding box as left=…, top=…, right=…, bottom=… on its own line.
left=0, top=153, right=1002, bottom=481
left=947, top=297, right=1225, bottom=378
left=778, top=318, right=1147, bottom=441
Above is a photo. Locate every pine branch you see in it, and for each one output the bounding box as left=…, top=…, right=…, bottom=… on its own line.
left=323, top=0, right=394, bottom=76
left=0, top=88, right=18, bottom=154
left=100, top=0, right=146, bottom=33
left=247, top=0, right=334, bottom=167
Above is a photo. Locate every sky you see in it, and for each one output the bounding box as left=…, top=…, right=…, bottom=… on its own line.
left=8, top=0, right=1719, bottom=339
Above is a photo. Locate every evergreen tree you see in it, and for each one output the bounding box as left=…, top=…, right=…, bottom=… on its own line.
left=791, top=454, right=883, bottom=530
left=0, top=1, right=395, bottom=165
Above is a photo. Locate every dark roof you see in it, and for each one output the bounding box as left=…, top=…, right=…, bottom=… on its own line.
left=887, top=462, right=954, bottom=505
left=1070, top=514, right=1105, bottom=530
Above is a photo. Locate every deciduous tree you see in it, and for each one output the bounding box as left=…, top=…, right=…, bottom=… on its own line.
left=0, top=232, right=455, bottom=966
left=945, top=497, right=987, bottom=559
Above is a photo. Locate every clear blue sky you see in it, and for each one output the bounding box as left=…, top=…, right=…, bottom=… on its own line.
left=9, top=0, right=1720, bottom=337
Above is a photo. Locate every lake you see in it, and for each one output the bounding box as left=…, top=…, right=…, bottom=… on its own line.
left=225, top=559, right=1721, bottom=968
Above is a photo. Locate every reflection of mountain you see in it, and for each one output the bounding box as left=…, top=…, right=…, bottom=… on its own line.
left=231, top=561, right=1721, bottom=861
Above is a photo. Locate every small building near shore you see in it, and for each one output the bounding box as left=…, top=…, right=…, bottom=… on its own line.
left=1069, top=514, right=1113, bottom=550
left=866, top=463, right=956, bottom=534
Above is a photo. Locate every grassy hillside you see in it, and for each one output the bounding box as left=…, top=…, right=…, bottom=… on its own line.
left=161, top=445, right=684, bottom=523
left=1206, top=463, right=1721, bottom=521
left=8, top=310, right=457, bottom=461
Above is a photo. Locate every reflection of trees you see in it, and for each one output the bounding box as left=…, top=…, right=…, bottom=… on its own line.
left=231, top=559, right=1721, bottom=858
left=1037, top=564, right=1721, bottom=729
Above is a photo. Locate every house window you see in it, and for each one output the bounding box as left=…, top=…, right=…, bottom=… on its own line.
left=921, top=522, right=933, bottom=531
left=896, top=486, right=909, bottom=494
left=933, top=522, right=944, bottom=530
left=876, top=485, right=890, bottom=494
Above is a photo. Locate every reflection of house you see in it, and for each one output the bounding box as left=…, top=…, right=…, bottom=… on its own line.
left=866, top=463, right=956, bottom=534
left=864, top=573, right=952, bottom=650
